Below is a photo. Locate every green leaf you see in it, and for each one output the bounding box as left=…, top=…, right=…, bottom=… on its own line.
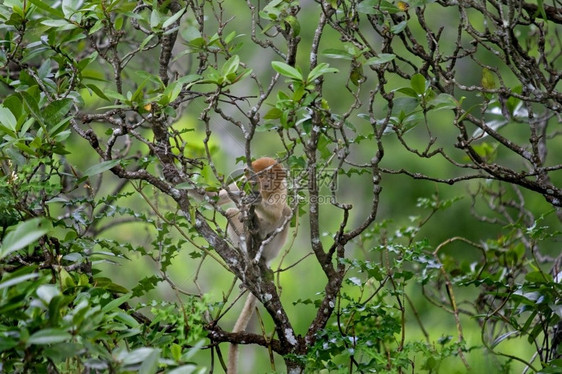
left=322, top=49, right=355, bottom=60
left=411, top=73, right=427, bottom=95
left=391, top=20, right=408, bottom=34
left=62, top=0, right=81, bottom=18
left=0, top=273, right=40, bottom=290
left=94, top=277, right=130, bottom=294
left=167, top=365, right=198, bottom=374
left=28, top=0, right=65, bottom=18
left=221, top=55, right=240, bottom=77
left=366, top=54, right=395, bottom=65
left=27, top=328, right=71, bottom=346
left=20, top=91, right=44, bottom=126
left=429, top=93, right=458, bottom=109
left=383, top=0, right=402, bottom=12
left=356, top=0, right=379, bottom=14
left=150, top=7, right=163, bottom=29
left=85, top=84, right=110, bottom=101
left=307, top=63, right=338, bottom=82
left=171, top=344, right=182, bottom=362
left=525, top=271, right=551, bottom=283
left=113, top=16, right=124, bottom=30
left=397, top=87, right=418, bottom=97
left=115, top=311, right=139, bottom=327
left=89, top=19, right=104, bottom=34
left=471, top=142, right=497, bottom=162
left=104, top=90, right=128, bottom=103
left=0, top=105, right=17, bottom=132
left=284, top=15, right=300, bottom=36
left=481, top=67, right=496, bottom=89
left=102, top=293, right=132, bottom=313
left=123, top=347, right=159, bottom=365
left=224, top=31, right=237, bottom=44
left=3, top=95, right=23, bottom=119
left=393, top=97, right=420, bottom=115
left=139, top=34, right=156, bottom=50
left=264, top=107, right=283, bottom=120
left=181, top=340, right=205, bottom=361
left=48, top=295, right=64, bottom=326
left=272, top=61, right=303, bottom=81
left=44, top=99, right=73, bottom=125
left=162, top=8, right=186, bottom=29
left=139, top=348, right=160, bottom=374
left=536, top=0, right=547, bottom=20
left=84, top=159, right=121, bottom=177
left=41, top=19, right=76, bottom=30
left=491, top=330, right=519, bottom=348
left=0, top=218, right=51, bottom=260
left=318, top=134, right=331, bottom=158
left=37, top=284, right=60, bottom=304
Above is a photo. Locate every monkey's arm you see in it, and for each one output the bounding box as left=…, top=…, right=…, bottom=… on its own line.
left=187, top=182, right=243, bottom=206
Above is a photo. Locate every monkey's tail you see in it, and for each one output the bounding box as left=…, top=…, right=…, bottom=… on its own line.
left=227, top=293, right=257, bottom=374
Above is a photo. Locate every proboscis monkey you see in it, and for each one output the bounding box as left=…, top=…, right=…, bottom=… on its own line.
left=223, top=157, right=292, bottom=374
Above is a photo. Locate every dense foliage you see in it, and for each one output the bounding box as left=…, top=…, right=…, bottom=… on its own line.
left=0, top=0, right=561, bottom=373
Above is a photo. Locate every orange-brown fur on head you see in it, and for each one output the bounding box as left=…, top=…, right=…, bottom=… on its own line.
left=251, top=157, right=287, bottom=199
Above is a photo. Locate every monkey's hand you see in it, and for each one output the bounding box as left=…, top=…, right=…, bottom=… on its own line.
left=241, top=190, right=261, bottom=206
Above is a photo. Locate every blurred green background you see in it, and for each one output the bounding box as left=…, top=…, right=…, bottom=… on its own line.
left=49, top=0, right=560, bottom=372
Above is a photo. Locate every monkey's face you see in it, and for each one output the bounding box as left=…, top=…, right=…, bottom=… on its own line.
left=249, top=158, right=287, bottom=200
left=258, top=170, right=284, bottom=194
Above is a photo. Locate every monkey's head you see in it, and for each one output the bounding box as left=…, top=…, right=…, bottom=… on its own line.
left=250, top=157, right=287, bottom=200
